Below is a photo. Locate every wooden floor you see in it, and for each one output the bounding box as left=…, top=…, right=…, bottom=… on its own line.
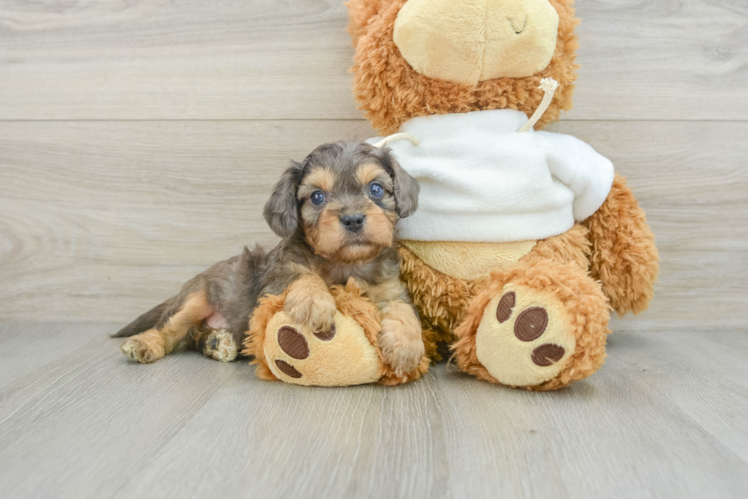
left=0, top=322, right=746, bottom=498
left=2, top=0, right=748, bottom=497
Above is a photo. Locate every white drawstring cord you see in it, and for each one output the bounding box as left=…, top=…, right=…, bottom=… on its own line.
left=519, top=78, right=559, bottom=132
left=373, top=133, right=421, bottom=148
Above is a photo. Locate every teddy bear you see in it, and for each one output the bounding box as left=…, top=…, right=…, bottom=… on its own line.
left=345, top=0, right=660, bottom=390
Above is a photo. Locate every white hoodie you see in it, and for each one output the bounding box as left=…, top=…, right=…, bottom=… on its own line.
left=369, top=109, right=615, bottom=242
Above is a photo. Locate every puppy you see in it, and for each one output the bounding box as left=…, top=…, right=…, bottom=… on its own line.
left=113, top=141, right=424, bottom=376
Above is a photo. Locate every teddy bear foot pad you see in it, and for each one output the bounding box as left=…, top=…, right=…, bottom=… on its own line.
left=263, top=311, right=383, bottom=386
left=475, top=285, right=577, bottom=387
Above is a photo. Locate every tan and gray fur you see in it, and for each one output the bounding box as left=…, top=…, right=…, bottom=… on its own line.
left=114, top=141, right=424, bottom=376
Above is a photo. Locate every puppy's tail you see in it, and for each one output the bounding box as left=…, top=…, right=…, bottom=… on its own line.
left=111, top=298, right=175, bottom=338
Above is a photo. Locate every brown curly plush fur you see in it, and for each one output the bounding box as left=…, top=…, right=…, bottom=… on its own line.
left=400, top=224, right=594, bottom=363
left=584, top=173, right=660, bottom=315
left=242, top=280, right=428, bottom=385
left=348, top=0, right=579, bottom=135
left=531, top=223, right=591, bottom=271
left=243, top=292, right=287, bottom=382
left=451, top=256, right=610, bottom=391
left=347, top=0, right=393, bottom=46
left=399, top=245, right=483, bottom=337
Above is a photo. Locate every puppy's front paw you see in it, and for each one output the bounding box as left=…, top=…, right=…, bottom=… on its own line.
left=378, top=304, right=424, bottom=377
left=285, top=287, right=337, bottom=333
left=120, top=336, right=165, bottom=364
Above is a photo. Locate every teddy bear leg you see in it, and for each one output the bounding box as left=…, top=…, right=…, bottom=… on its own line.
left=243, top=283, right=428, bottom=387
left=453, top=258, right=610, bottom=390
left=261, top=310, right=384, bottom=386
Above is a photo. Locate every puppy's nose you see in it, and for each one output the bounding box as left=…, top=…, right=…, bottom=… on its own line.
left=340, top=214, right=366, bottom=233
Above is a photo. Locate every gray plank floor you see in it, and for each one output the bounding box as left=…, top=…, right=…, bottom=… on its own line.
left=1, top=323, right=747, bottom=498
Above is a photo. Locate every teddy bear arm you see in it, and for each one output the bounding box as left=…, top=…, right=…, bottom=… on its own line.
left=584, top=173, right=659, bottom=316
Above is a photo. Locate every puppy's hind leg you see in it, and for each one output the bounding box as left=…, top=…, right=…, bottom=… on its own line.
left=121, top=290, right=213, bottom=364
left=187, top=314, right=239, bottom=363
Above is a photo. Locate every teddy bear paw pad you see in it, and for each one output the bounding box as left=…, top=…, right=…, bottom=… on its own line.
left=263, top=311, right=383, bottom=386
left=475, top=286, right=575, bottom=387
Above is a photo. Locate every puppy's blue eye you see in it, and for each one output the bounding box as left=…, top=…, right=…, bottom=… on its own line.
left=369, top=183, right=384, bottom=198
left=310, top=191, right=326, bottom=205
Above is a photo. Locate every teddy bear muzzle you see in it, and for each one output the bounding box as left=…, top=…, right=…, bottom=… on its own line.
left=393, top=0, right=560, bottom=86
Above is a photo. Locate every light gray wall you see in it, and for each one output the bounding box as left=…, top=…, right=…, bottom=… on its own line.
left=0, top=0, right=746, bottom=332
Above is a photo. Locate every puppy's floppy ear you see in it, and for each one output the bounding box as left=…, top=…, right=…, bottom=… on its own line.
left=263, top=160, right=304, bottom=239
left=378, top=148, right=419, bottom=218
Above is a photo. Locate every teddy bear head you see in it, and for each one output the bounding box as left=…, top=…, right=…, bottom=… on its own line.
left=347, top=0, right=580, bottom=134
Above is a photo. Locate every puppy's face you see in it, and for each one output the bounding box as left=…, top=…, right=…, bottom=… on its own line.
left=299, top=159, right=397, bottom=263
left=264, top=142, right=419, bottom=263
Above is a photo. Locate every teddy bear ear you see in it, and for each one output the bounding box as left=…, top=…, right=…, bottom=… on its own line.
left=345, top=0, right=391, bottom=48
